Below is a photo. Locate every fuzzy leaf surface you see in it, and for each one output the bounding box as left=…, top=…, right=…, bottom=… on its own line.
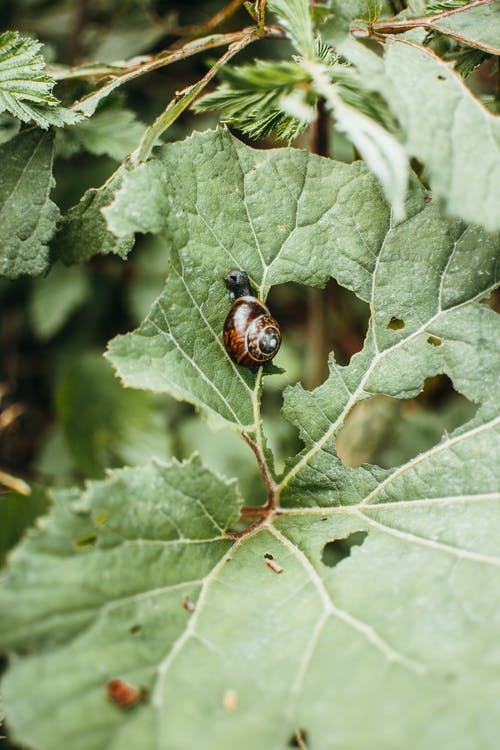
left=0, top=31, right=79, bottom=128
left=268, top=0, right=315, bottom=56
left=429, top=0, right=500, bottom=55
left=0, top=129, right=58, bottom=278
left=105, top=129, right=400, bottom=430
left=343, top=38, right=500, bottom=231
left=56, top=168, right=134, bottom=264
left=1, top=128, right=499, bottom=750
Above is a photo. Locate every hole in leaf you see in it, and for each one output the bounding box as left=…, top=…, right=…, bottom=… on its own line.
left=387, top=316, right=405, bottom=330
left=337, top=375, right=476, bottom=469
left=129, top=624, right=142, bottom=634
left=74, top=533, right=97, bottom=549
left=264, top=553, right=274, bottom=560
left=262, top=279, right=369, bottom=472
left=322, top=532, right=368, bottom=568
left=480, top=287, right=500, bottom=313
left=437, top=74, right=445, bottom=80
left=266, top=277, right=369, bottom=384
left=427, top=335, right=442, bottom=346
left=288, top=728, right=310, bottom=748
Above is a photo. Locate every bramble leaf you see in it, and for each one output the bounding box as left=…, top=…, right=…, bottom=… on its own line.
left=0, top=31, right=79, bottom=129
left=0, top=129, right=58, bottom=278
left=56, top=168, right=134, bottom=264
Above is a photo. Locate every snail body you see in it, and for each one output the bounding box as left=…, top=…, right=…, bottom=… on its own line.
left=223, top=270, right=281, bottom=368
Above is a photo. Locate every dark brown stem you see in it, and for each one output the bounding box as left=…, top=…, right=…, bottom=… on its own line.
left=225, top=516, right=270, bottom=538
left=306, top=97, right=329, bottom=390
left=171, top=0, right=245, bottom=39
left=72, top=25, right=285, bottom=113
left=242, top=432, right=277, bottom=504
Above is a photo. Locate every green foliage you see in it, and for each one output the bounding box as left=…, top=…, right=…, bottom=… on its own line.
left=268, top=0, right=315, bottom=56
left=55, top=354, right=172, bottom=477
left=29, top=264, right=91, bottom=339
left=195, top=53, right=398, bottom=144
left=0, top=2, right=499, bottom=749
left=0, top=129, right=58, bottom=278
left=193, top=59, right=316, bottom=141
left=0, top=486, right=50, bottom=566
left=56, top=169, right=134, bottom=264
left=0, top=31, right=79, bottom=128
left=342, top=37, right=500, bottom=230
left=56, top=103, right=146, bottom=162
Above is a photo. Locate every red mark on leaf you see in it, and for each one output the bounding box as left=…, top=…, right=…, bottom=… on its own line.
left=183, top=595, right=195, bottom=612
left=265, top=557, right=284, bottom=574
left=107, top=679, right=145, bottom=709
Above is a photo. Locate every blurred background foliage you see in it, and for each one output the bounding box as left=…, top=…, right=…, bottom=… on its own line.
left=0, top=0, right=495, bottom=572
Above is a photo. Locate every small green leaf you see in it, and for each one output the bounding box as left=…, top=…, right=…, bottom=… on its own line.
left=57, top=105, right=146, bottom=162
left=268, top=0, right=315, bottom=57
left=29, top=263, right=90, bottom=339
left=0, top=31, right=79, bottom=129
left=0, top=129, right=58, bottom=278
left=56, top=168, right=134, bottom=264
left=55, top=354, right=172, bottom=477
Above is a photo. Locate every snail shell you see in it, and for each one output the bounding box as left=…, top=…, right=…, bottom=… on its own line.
left=223, top=270, right=281, bottom=368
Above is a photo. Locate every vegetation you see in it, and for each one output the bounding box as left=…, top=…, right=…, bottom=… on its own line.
left=0, top=1, right=499, bottom=748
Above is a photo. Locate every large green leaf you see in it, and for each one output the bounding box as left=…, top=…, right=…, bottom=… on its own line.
left=0, top=129, right=58, bottom=278
left=342, top=37, right=500, bottom=231
left=105, top=129, right=396, bottom=430
left=1, top=129, right=499, bottom=750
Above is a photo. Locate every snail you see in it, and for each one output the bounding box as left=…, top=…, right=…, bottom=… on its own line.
left=223, top=269, right=281, bottom=368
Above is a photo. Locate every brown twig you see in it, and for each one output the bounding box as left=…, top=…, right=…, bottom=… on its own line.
left=171, top=0, right=246, bottom=39
left=0, top=403, right=24, bottom=431
left=353, top=0, right=500, bottom=56
left=0, top=469, right=31, bottom=495
left=305, top=97, right=329, bottom=390
left=242, top=432, right=277, bottom=502
left=133, top=25, right=285, bottom=162
left=72, top=25, right=285, bottom=115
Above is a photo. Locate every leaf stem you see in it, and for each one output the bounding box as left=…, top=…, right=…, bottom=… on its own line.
left=242, top=432, right=277, bottom=501
left=72, top=25, right=284, bottom=116
left=257, top=0, right=268, bottom=32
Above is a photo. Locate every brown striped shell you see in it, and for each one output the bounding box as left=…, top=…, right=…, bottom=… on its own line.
left=223, top=296, right=281, bottom=368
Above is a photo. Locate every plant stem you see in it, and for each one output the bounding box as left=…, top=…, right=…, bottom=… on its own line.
left=242, top=432, right=277, bottom=503
left=257, top=0, right=268, bottom=31
left=171, top=0, right=245, bottom=39
left=72, top=26, right=283, bottom=115
left=353, top=0, right=500, bottom=56
left=305, top=97, right=329, bottom=390
left=130, top=25, right=284, bottom=163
